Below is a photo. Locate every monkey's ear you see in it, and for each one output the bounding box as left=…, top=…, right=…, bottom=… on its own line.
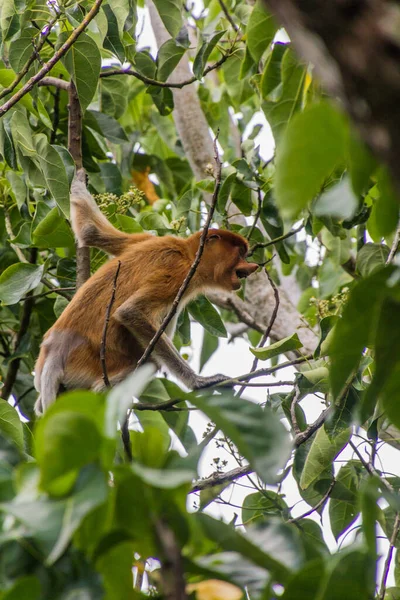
left=207, top=233, right=221, bottom=242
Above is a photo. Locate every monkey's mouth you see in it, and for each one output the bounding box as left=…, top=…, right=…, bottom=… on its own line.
left=231, top=270, right=248, bottom=290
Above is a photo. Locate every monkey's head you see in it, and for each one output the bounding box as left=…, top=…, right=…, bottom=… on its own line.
left=198, top=230, right=259, bottom=291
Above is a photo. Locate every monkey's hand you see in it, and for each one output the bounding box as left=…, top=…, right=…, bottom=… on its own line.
left=193, top=374, right=233, bottom=390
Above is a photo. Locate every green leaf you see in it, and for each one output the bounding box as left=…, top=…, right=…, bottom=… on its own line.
left=60, top=32, right=101, bottom=112
left=262, top=48, right=306, bottom=143
left=131, top=462, right=194, bottom=488
left=35, top=410, right=102, bottom=493
left=188, top=296, right=227, bottom=338
left=314, top=178, right=358, bottom=221
left=105, top=365, right=155, bottom=438
left=261, top=42, right=287, bottom=100
left=363, top=297, right=400, bottom=428
left=281, top=559, right=325, bottom=600
left=1, top=576, right=41, bottom=600
left=196, top=514, right=299, bottom=582
left=193, top=31, right=224, bottom=80
left=0, top=71, right=36, bottom=114
left=87, top=110, right=129, bottom=144
left=10, top=107, right=36, bottom=157
left=8, top=27, right=35, bottom=73
left=1, top=465, right=108, bottom=565
left=242, top=491, right=289, bottom=526
left=0, top=116, right=17, bottom=168
left=192, top=391, right=292, bottom=483
left=231, top=181, right=253, bottom=216
left=0, top=399, right=24, bottom=451
left=246, top=1, right=277, bottom=63
left=250, top=333, right=303, bottom=360
left=329, top=461, right=361, bottom=539
left=200, top=330, right=219, bottom=371
left=356, top=242, right=390, bottom=277
left=329, top=268, right=391, bottom=400
left=217, top=171, right=236, bottom=213
left=157, top=38, right=185, bottom=81
left=299, top=427, right=350, bottom=490
left=374, top=167, right=399, bottom=237
left=318, top=550, right=374, bottom=600
left=275, top=102, right=348, bottom=218
left=1, top=0, right=19, bottom=41
left=96, top=542, right=139, bottom=600
left=152, top=0, right=183, bottom=37
left=35, top=134, right=70, bottom=217
left=6, top=171, right=27, bottom=209
left=32, top=206, right=74, bottom=248
left=103, top=4, right=125, bottom=63
left=0, top=263, right=44, bottom=305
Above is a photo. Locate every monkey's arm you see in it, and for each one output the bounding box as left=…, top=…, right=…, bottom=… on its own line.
left=70, top=177, right=153, bottom=256
left=113, top=296, right=230, bottom=389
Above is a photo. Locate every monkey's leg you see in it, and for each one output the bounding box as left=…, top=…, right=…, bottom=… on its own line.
left=114, top=297, right=230, bottom=389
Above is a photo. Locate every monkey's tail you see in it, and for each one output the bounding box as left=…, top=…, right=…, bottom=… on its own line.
left=70, top=178, right=152, bottom=256
left=34, top=353, right=64, bottom=416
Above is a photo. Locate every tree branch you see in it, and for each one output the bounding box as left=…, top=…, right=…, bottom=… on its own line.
left=38, top=76, right=70, bottom=91
left=100, top=47, right=235, bottom=89
left=0, top=13, right=60, bottom=100
left=0, top=0, right=103, bottom=117
left=191, top=464, right=252, bottom=493
left=68, top=84, right=90, bottom=289
left=248, top=222, right=305, bottom=256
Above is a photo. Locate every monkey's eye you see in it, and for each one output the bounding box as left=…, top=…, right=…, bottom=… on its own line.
left=207, top=233, right=221, bottom=241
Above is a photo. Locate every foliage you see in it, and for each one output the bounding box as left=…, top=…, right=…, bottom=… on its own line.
left=0, top=0, right=399, bottom=599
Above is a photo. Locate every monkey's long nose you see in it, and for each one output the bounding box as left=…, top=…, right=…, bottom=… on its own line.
left=236, top=262, right=259, bottom=278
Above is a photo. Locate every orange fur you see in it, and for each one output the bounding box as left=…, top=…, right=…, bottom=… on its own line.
left=34, top=178, right=258, bottom=414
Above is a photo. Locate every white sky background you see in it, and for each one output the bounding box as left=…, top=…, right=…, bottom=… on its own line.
left=135, top=5, right=400, bottom=587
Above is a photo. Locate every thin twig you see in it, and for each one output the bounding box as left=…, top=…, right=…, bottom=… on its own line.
left=41, top=278, right=74, bottom=300
left=237, top=267, right=280, bottom=396
left=248, top=222, right=305, bottom=256
left=349, top=440, right=393, bottom=494
left=378, top=512, right=400, bottom=600
left=386, top=221, right=400, bottom=264
left=218, top=354, right=313, bottom=386
left=0, top=13, right=59, bottom=100
left=1, top=249, right=37, bottom=401
left=24, top=287, right=75, bottom=301
left=0, top=0, right=104, bottom=117
left=100, top=261, right=121, bottom=388
left=100, top=47, right=235, bottom=88
left=216, top=0, right=239, bottom=31
left=288, top=479, right=336, bottom=523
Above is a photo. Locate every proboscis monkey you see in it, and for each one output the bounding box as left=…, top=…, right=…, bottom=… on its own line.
left=34, top=176, right=258, bottom=415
